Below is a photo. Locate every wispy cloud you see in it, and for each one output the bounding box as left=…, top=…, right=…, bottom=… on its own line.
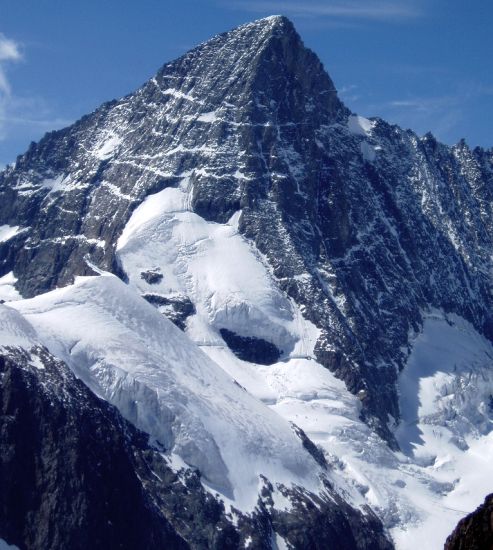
left=367, top=81, right=493, bottom=143
left=0, top=95, right=73, bottom=128
left=339, top=84, right=360, bottom=102
left=0, top=33, right=21, bottom=67
left=386, top=95, right=463, bottom=138
left=0, top=32, right=72, bottom=150
left=0, top=32, right=23, bottom=140
left=226, top=1, right=422, bottom=21
left=389, top=95, right=458, bottom=112
left=0, top=33, right=21, bottom=96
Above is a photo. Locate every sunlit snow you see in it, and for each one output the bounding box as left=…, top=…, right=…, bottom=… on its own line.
left=348, top=114, right=375, bottom=136
left=0, top=224, right=22, bottom=243
left=4, top=167, right=493, bottom=547
left=0, top=272, right=22, bottom=302
left=12, top=274, right=327, bottom=512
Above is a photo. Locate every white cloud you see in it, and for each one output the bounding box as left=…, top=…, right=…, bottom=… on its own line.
left=0, top=32, right=22, bottom=139
left=0, top=33, right=21, bottom=95
left=0, top=33, right=21, bottom=62
left=227, top=1, right=422, bottom=21
left=0, top=32, right=73, bottom=166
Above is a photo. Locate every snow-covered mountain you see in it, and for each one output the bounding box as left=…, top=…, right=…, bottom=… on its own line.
left=0, top=14, right=492, bottom=550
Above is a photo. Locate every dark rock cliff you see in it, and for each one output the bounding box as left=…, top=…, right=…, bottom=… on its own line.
left=445, top=494, right=493, bottom=550
left=0, top=346, right=187, bottom=549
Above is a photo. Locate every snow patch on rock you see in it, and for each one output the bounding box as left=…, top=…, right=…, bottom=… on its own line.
left=197, top=111, right=218, bottom=123
left=360, top=141, right=377, bottom=162
left=0, top=272, right=22, bottom=302
left=94, top=133, right=122, bottom=160
left=0, top=225, right=22, bottom=243
left=40, top=175, right=67, bottom=194
left=348, top=114, right=375, bottom=136
left=117, top=177, right=299, bottom=354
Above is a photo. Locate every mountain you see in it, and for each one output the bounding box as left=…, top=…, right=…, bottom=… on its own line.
left=0, top=14, right=492, bottom=549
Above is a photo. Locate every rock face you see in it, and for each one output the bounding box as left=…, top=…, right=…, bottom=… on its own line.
left=0, top=345, right=187, bottom=550
left=0, top=13, right=492, bottom=462
left=445, top=494, right=493, bottom=550
left=143, top=292, right=196, bottom=329
left=219, top=328, right=281, bottom=365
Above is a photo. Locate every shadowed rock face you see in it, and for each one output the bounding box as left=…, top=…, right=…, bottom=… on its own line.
left=445, top=494, right=493, bottom=550
left=0, top=344, right=393, bottom=550
left=143, top=293, right=196, bottom=330
left=0, top=347, right=188, bottom=550
left=1, top=16, right=492, bottom=445
left=219, top=328, right=281, bottom=365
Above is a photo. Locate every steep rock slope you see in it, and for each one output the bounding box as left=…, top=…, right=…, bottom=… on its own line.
left=1, top=17, right=492, bottom=443
left=0, top=349, right=188, bottom=550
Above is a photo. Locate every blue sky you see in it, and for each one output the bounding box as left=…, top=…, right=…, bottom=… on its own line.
left=0, top=0, right=491, bottom=166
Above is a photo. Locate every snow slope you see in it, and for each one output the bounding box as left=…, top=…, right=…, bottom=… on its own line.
left=393, top=313, right=493, bottom=548
left=117, top=177, right=305, bottom=354
left=205, top=306, right=493, bottom=550
left=0, top=272, right=22, bottom=302
left=12, top=274, right=332, bottom=511
left=6, top=170, right=493, bottom=548
left=0, top=303, right=37, bottom=349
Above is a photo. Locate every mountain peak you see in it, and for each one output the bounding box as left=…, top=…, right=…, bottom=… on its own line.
left=169, top=13, right=301, bottom=70
left=237, top=14, right=295, bottom=33
left=255, top=14, right=289, bottom=24
left=2, top=17, right=493, bottom=547
left=153, top=13, right=344, bottom=128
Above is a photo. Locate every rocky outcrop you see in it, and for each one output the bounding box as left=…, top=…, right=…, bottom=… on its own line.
left=0, top=346, right=187, bottom=550
left=143, top=293, right=195, bottom=330
left=219, top=328, right=281, bottom=365
left=445, top=494, right=493, bottom=550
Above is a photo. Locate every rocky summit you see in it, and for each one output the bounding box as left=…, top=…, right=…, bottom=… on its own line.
left=0, top=15, right=492, bottom=550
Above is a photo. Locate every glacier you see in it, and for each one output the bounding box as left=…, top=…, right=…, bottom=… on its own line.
left=112, top=163, right=493, bottom=548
